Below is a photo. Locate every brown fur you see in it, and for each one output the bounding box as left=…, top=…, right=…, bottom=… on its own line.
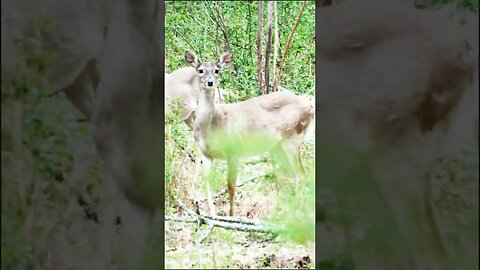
left=211, top=91, right=314, bottom=157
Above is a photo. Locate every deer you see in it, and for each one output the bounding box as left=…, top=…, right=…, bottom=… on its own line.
left=2, top=0, right=163, bottom=269
left=317, top=0, right=478, bottom=269
left=184, top=50, right=314, bottom=217
left=165, top=67, right=199, bottom=128
left=165, top=66, right=224, bottom=128
left=164, top=66, right=226, bottom=190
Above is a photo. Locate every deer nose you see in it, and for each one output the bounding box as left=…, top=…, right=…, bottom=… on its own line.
left=207, top=80, right=214, bottom=87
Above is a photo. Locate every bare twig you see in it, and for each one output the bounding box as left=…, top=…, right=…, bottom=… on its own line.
left=174, top=196, right=198, bottom=217
left=272, top=0, right=307, bottom=92
left=214, top=2, right=232, bottom=52
left=172, top=4, right=207, bottom=32
left=173, top=28, right=197, bottom=53
left=197, top=223, right=215, bottom=243
left=202, top=2, right=217, bottom=26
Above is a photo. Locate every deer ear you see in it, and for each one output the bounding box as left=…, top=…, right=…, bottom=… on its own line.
left=217, top=51, right=233, bottom=68
left=185, top=51, right=201, bottom=68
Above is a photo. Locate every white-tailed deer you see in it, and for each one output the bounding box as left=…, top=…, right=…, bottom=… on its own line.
left=165, top=67, right=200, bottom=128
left=2, top=0, right=163, bottom=269
left=164, top=66, right=225, bottom=191
left=184, top=51, right=314, bottom=216
left=317, top=0, right=478, bottom=269
left=165, top=66, right=224, bottom=128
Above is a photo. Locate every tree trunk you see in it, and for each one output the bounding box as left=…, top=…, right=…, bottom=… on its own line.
left=248, top=4, right=253, bottom=67
left=273, top=0, right=307, bottom=92
left=256, top=1, right=264, bottom=94
left=272, top=1, right=279, bottom=88
left=264, top=1, right=273, bottom=94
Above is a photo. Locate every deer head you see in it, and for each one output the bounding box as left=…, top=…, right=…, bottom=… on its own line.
left=184, top=51, right=233, bottom=90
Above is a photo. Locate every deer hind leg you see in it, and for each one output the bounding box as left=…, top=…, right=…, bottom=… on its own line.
left=227, top=157, right=239, bottom=216
left=280, top=141, right=306, bottom=195
left=271, top=143, right=300, bottom=194
left=293, top=149, right=307, bottom=196
left=284, top=137, right=307, bottom=192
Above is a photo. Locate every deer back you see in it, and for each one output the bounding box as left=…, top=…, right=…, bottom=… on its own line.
left=208, top=91, right=314, bottom=157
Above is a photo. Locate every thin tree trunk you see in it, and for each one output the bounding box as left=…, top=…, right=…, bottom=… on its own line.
left=256, top=1, right=264, bottom=94
left=264, top=1, right=273, bottom=94
left=214, top=2, right=232, bottom=52
left=272, top=0, right=307, bottom=92
left=272, top=1, right=279, bottom=87
left=248, top=3, right=253, bottom=67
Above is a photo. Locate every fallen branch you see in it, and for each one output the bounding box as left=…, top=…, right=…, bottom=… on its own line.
left=174, top=196, right=198, bottom=217
left=201, top=218, right=277, bottom=233
left=166, top=213, right=276, bottom=233
left=168, top=196, right=280, bottom=242
left=201, top=214, right=270, bottom=227
left=165, top=215, right=197, bottom=223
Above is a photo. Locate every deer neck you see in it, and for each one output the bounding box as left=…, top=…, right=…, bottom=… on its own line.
left=194, top=87, right=217, bottom=150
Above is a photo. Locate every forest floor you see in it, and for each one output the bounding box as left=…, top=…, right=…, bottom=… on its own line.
left=164, top=121, right=316, bottom=269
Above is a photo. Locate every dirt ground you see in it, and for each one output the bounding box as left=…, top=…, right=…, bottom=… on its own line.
left=164, top=121, right=316, bottom=269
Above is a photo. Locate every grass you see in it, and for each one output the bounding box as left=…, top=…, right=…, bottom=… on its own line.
left=164, top=117, right=316, bottom=269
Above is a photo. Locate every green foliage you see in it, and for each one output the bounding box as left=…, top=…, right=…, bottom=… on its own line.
left=270, top=164, right=315, bottom=245
left=165, top=1, right=316, bottom=102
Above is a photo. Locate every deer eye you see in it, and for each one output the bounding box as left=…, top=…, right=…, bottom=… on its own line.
left=198, top=69, right=204, bottom=74
left=214, top=69, right=219, bottom=74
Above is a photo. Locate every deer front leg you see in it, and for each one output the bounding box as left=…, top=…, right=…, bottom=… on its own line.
left=227, top=157, right=239, bottom=216
left=193, top=151, right=202, bottom=187
left=201, top=155, right=216, bottom=216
